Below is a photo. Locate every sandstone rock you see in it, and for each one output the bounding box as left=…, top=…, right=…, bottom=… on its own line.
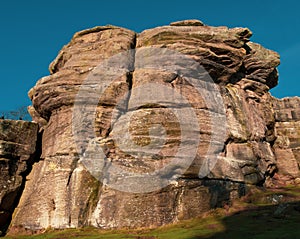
left=137, top=24, right=252, bottom=84
left=10, top=26, right=136, bottom=232
left=0, top=120, right=39, bottom=235
left=170, top=19, right=205, bottom=26
left=244, top=42, right=280, bottom=89
left=7, top=20, right=294, bottom=234
left=27, top=106, right=47, bottom=130
left=29, top=26, right=136, bottom=121
left=273, top=97, right=300, bottom=122
left=272, top=97, right=300, bottom=179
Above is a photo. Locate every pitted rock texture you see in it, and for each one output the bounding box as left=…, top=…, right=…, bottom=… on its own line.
left=0, top=120, right=39, bottom=235
left=8, top=20, right=291, bottom=232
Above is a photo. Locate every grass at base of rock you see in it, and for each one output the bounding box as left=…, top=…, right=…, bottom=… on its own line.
left=5, top=185, right=300, bottom=239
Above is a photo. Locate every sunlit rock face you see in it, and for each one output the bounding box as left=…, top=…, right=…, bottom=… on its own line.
left=272, top=97, right=300, bottom=181
left=7, top=19, right=298, bottom=233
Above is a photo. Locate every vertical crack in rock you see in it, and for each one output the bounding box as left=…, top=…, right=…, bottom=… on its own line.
left=66, top=156, right=79, bottom=187
left=106, top=33, right=136, bottom=136
left=5, top=20, right=300, bottom=234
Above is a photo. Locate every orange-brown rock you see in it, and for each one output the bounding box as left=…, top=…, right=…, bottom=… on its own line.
left=7, top=20, right=299, bottom=234
left=272, top=97, right=300, bottom=181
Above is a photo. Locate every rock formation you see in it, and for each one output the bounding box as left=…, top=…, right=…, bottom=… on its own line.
left=0, top=20, right=298, bottom=234
left=0, top=120, right=39, bottom=235
left=272, top=97, right=300, bottom=181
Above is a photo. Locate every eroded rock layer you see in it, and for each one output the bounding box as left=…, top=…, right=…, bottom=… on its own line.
left=7, top=20, right=299, bottom=233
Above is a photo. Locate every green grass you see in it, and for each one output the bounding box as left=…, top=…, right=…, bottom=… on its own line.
left=5, top=186, right=300, bottom=239
left=5, top=215, right=225, bottom=239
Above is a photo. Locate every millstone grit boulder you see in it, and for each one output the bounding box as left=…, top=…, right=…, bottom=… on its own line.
left=6, top=20, right=299, bottom=233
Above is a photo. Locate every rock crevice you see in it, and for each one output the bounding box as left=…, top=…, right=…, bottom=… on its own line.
left=1, top=20, right=298, bottom=234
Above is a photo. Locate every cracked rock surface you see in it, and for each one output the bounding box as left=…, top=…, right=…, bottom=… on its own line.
left=6, top=20, right=299, bottom=233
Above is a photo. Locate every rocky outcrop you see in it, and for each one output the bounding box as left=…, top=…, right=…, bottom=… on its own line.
left=272, top=97, right=300, bottom=181
left=6, top=19, right=298, bottom=233
left=0, top=120, right=39, bottom=235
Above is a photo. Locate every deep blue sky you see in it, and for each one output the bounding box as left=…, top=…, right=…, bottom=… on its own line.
left=0, top=0, right=299, bottom=111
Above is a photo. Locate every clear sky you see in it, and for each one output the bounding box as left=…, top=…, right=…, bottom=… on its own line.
left=0, top=0, right=299, bottom=111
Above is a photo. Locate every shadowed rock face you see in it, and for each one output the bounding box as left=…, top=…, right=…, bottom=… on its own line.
left=4, top=20, right=298, bottom=233
left=0, top=120, right=39, bottom=235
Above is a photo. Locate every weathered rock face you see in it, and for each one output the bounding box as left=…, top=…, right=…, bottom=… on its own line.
left=272, top=97, right=300, bottom=181
left=0, top=120, right=39, bottom=235
left=7, top=19, right=298, bottom=233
